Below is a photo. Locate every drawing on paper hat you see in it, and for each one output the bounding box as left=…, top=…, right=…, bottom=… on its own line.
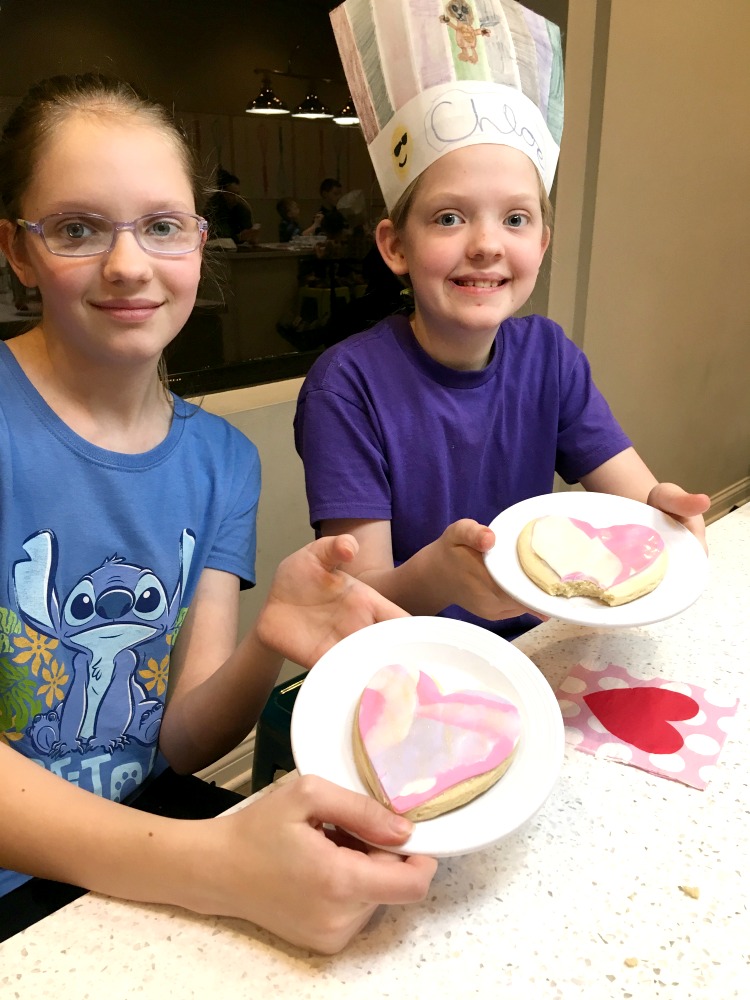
left=330, top=0, right=564, bottom=211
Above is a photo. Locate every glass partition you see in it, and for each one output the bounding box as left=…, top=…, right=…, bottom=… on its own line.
left=0, top=0, right=564, bottom=396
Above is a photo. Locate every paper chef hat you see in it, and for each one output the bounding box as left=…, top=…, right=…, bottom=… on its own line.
left=330, top=0, right=564, bottom=212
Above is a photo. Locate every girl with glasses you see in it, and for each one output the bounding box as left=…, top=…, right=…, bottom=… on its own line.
left=0, top=73, right=435, bottom=954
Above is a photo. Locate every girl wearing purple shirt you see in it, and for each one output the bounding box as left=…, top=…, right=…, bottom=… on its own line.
left=295, top=142, right=709, bottom=635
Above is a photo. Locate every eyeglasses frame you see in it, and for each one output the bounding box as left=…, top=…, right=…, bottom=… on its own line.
left=16, top=211, right=209, bottom=258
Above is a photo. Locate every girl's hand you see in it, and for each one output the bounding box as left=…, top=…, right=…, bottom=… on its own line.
left=203, top=774, right=437, bottom=954
left=580, top=451, right=710, bottom=553
left=315, top=517, right=539, bottom=622
left=431, top=519, right=538, bottom=620
left=647, top=483, right=710, bottom=553
left=255, top=534, right=409, bottom=668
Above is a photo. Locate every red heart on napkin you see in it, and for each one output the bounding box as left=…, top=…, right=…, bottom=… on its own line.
left=583, top=687, right=699, bottom=753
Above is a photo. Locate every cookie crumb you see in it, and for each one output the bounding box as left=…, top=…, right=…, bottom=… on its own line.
left=624, top=957, right=639, bottom=968
left=678, top=885, right=700, bottom=899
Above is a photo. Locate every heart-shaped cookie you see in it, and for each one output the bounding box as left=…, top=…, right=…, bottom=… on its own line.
left=517, top=515, right=667, bottom=606
left=353, top=663, right=521, bottom=821
left=584, top=687, right=699, bottom=754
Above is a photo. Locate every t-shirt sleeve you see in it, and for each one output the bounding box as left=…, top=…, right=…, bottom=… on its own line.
left=554, top=332, right=632, bottom=483
left=294, top=380, right=393, bottom=527
left=205, top=426, right=260, bottom=588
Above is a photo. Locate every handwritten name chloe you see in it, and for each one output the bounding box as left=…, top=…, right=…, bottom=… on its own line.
left=426, top=91, right=545, bottom=173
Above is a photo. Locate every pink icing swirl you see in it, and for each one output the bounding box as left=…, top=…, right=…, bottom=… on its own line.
left=564, top=518, right=665, bottom=587
left=358, top=664, right=521, bottom=815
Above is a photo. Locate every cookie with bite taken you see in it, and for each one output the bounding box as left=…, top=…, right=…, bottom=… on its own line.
left=517, top=514, right=667, bottom=607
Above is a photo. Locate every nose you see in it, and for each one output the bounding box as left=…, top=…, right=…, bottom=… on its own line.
left=100, top=229, right=153, bottom=283
left=95, top=588, right=134, bottom=620
left=466, top=221, right=505, bottom=261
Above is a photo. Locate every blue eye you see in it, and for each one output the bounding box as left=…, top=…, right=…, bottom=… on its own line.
left=64, top=221, right=95, bottom=240
left=505, top=213, right=529, bottom=229
left=47, top=215, right=103, bottom=243
left=436, top=213, right=461, bottom=227
left=145, top=217, right=182, bottom=238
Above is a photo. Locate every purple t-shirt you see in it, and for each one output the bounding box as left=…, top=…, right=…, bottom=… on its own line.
left=294, top=313, right=631, bottom=636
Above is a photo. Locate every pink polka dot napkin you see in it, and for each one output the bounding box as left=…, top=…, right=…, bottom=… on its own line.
left=556, top=660, right=739, bottom=789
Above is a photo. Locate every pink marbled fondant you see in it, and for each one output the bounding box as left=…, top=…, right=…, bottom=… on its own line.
left=358, top=664, right=521, bottom=815
left=531, top=516, right=665, bottom=589
left=568, top=518, right=664, bottom=586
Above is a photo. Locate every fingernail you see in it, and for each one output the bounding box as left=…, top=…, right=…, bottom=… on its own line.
left=389, top=814, right=413, bottom=837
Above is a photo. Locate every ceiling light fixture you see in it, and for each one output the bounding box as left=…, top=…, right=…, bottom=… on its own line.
left=332, top=96, right=359, bottom=126
left=291, top=87, right=333, bottom=120
left=246, top=47, right=349, bottom=124
left=246, top=77, right=289, bottom=116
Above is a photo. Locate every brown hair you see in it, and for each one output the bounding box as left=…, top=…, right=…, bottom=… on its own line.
left=0, top=73, right=205, bottom=222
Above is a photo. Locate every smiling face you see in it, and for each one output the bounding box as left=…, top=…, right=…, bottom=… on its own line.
left=6, top=113, right=202, bottom=372
left=392, top=127, right=409, bottom=172
left=376, top=144, right=550, bottom=370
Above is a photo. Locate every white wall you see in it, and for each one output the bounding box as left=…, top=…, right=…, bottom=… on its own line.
left=550, top=0, right=750, bottom=515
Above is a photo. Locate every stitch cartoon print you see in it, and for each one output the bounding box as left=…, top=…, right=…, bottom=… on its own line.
left=12, top=529, right=194, bottom=759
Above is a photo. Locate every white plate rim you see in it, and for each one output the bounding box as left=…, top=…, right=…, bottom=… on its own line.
left=290, top=616, right=564, bottom=857
left=483, top=492, right=709, bottom=628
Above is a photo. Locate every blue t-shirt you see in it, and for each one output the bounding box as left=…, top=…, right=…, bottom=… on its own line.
left=294, top=313, right=632, bottom=637
left=0, top=342, right=259, bottom=895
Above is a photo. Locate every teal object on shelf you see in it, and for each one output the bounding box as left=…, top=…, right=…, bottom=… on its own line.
left=250, top=672, right=306, bottom=793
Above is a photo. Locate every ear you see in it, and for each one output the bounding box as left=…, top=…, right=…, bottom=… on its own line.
left=375, top=218, right=410, bottom=277
left=13, top=530, right=62, bottom=638
left=0, top=219, right=40, bottom=289
left=540, top=225, right=552, bottom=259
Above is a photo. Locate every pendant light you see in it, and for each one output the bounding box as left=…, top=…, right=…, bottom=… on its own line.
left=291, top=86, right=333, bottom=120
left=246, top=78, right=289, bottom=116
left=333, top=96, right=359, bottom=126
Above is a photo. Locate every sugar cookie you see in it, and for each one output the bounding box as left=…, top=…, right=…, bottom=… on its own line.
left=517, top=515, right=667, bottom=606
left=353, top=663, right=521, bottom=821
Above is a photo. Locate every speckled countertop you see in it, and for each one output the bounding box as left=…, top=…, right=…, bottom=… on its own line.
left=2, top=505, right=748, bottom=1000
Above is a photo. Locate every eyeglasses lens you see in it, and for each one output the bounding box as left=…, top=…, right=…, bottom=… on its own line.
left=43, top=216, right=110, bottom=255
left=139, top=215, right=202, bottom=254
left=41, top=214, right=202, bottom=256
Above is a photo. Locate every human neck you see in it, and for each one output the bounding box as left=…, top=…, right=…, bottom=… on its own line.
left=410, top=315, right=495, bottom=371
left=7, top=327, right=173, bottom=454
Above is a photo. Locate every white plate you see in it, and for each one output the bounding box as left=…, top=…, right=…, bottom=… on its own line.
left=290, top=617, right=564, bottom=857
left=484, top=492, right=709, bottom=628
